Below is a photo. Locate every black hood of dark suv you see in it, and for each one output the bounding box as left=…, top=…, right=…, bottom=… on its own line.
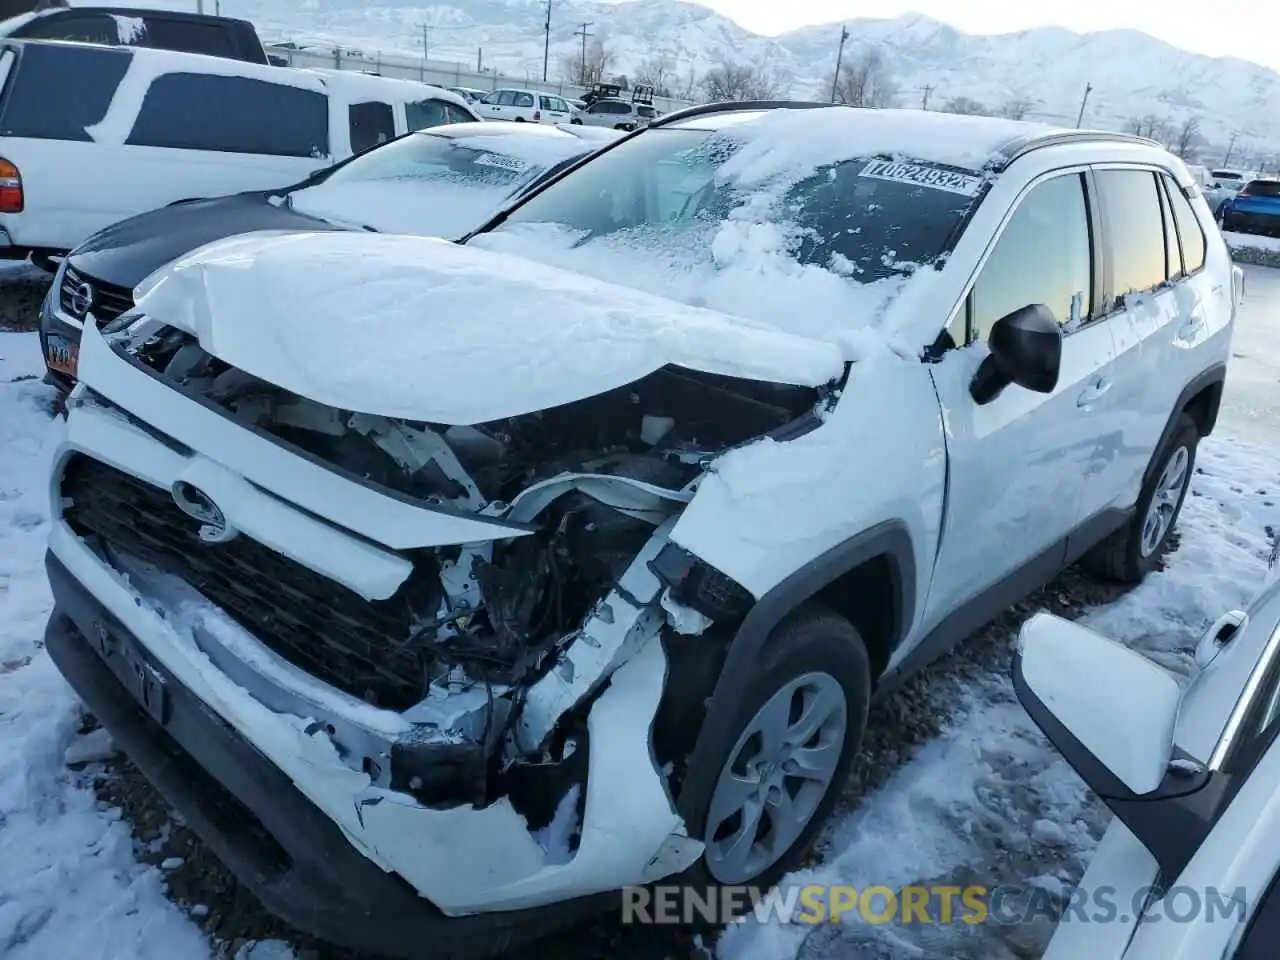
left=66, top=191, right=348, bottom=291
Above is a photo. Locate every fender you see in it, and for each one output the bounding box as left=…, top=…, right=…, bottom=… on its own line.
left=675, top=520, right=916, bottom=826
left=1144, top=363, right=1226, bottom=490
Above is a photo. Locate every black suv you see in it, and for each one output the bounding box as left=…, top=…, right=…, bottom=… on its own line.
left=0, top=2, right=268, bottom=64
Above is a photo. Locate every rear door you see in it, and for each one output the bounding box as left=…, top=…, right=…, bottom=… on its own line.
left=480, top=89, right=516, bottom=120
left=538, top=94, right=571, bottom=124
left=0, top=40, right=134, bottom=251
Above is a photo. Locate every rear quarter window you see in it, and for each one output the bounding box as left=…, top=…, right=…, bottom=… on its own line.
left=131, top=19, right=236, bottom=59
left=11, top=13, right=117, bottom=44
left=126, top=72, right=329, bottom=158
left=0, top=41, right=131, bottom=141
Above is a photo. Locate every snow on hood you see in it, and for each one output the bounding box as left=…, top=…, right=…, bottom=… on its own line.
left=285, top=180, right=514, bottom=239
left=131, top=231, right=844, bottom=424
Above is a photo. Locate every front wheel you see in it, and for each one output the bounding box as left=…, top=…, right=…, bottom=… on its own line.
left=1082, top=413, right=1198, bottom=583
left=681, top=607, right=870, bottom=894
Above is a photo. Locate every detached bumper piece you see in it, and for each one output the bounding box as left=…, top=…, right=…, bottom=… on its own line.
left=43, top=553, right=613, bottom=960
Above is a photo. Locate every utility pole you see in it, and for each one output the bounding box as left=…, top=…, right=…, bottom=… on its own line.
left=921, top=84, right=933, bottom=110
left=542, top=0, right=552, bottom=82
left=476, top=47, right=483, bottom=72
left=1075, top=81, right=1093, bottom=128
left=195, top=0, right=203, bottom=12
left=574, top=21, right=593, bottom=84
left=1223, top=132, right=1238, bottom=166
left=421, top=25, right=430, bottom=68
left=829, top=25, right=849, bottom=104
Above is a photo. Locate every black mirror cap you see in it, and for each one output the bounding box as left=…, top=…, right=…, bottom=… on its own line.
left=969, top=303, right=1063, bottom=404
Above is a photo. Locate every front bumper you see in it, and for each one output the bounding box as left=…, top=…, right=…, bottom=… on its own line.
left=37, top=266, right=82, bottom=395
left=44, top=553, right=612, bottom=959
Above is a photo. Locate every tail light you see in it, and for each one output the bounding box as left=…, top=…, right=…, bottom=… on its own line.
left=0, top=158, right=22, bottom=214
left=1238, top=190, right=1252, bottom=198
left=533, top=109, right=541, bottom=121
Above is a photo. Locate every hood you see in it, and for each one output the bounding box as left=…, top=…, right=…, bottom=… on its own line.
left=286, top=180, right=514, bottom=241
left=67, top=192, right=343, bottom=290
left=132, top=231, right=845, bottom=425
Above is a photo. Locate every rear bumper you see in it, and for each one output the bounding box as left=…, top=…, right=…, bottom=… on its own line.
left=1221, top=209, right=1280, bottom=235
left=43, top=551, right=613, bottom=959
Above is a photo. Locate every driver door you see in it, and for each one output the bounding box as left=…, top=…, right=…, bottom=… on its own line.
left=921, top=170, right=1118, bottom=631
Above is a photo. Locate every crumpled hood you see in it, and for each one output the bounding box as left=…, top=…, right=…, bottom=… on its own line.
left=131, top=231, right=845, bottom=425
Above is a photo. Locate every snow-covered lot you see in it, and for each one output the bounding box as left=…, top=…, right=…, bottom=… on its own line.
left=1, top=266, right=1277, bottom=960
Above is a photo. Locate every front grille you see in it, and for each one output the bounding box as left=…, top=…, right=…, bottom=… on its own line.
left=60, top=454, right=431, bottom=710
left=59, top=266, right=135, bottom=325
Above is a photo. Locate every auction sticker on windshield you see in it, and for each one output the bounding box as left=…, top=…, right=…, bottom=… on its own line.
left=859, top=160, right=982, bottom=196
left=473, top=152, right=529, bottom=173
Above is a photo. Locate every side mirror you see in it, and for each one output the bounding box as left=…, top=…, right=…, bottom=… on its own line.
left=1014, top=613, right=1182, bottom=795
left=969, top=303, right=1063, bottom=404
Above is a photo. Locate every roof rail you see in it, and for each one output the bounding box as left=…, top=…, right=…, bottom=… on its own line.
left=650, top=99, right=832, bottom=129
left=994, top=129, right=1164, bottom=169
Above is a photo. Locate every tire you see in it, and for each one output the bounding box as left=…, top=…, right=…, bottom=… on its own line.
left=674, top=605, right=870, bottom=905
left=1082, top=413, right=1198, bottom=583
left=513, top=116, right=526, bottom=122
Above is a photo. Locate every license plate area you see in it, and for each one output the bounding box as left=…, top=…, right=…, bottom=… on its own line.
left=89, top=619, right=169, bottom=726
left=46, top=334, right=79, bottom=378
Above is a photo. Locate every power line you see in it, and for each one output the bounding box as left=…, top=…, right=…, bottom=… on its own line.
left=829, top=25, right=848, bottom=104
left=1075, top=81, right=1093, bottom=128
left=574, top=21, right=594, bottom=81
left=542, top=0, right=552, bottom=82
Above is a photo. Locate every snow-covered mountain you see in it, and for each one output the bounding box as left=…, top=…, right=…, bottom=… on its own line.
left=216, top=0, right=1279, bottom=157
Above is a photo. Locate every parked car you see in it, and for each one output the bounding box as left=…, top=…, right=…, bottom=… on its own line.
left=38, top=120, right=612, bottom=390
left=1220, top=178, right=1280, bottom=236
left=0, top=2, right=268, bottom=64
left=43, top=103, right=1239, bottom=959
left=0, top=39, right=476, bottom=262
left=448, top=86, right=486, bottom=103
left=476, top=87, right=574, bottom=124
left=577, top=97, right=658, bottom=131
left=1205, top=167, right=1258, bottom=216
left=1019, top=556, right=1280, bottom=959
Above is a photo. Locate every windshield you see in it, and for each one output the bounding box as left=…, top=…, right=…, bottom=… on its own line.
left=318, top=132, right=545, bottom=191
left=472, top=124, right=983, bottom=340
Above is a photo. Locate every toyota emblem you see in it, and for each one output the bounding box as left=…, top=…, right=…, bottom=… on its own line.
left=69, top=282, right=95, bottom=319
left=170, top=480, right=237, bottom=543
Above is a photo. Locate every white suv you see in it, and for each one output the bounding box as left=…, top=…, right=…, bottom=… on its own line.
left=42, top=103, right=1240, bottom=958
left=477, top=87, right=574, bottom=124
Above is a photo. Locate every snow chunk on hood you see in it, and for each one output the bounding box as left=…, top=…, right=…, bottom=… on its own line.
left=132, top=231, right=844, bottom=424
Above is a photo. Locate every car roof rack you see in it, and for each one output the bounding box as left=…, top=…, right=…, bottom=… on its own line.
left=649, top=99, right=831, bottom=129
left=993, top=129, right=1163, bottom=169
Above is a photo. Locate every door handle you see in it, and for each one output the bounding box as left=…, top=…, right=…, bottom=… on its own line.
left=1077, top=377, right=1112, bottom=407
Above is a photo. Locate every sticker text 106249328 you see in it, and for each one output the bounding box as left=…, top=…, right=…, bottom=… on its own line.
left=858, top=160, right=983, bottom=196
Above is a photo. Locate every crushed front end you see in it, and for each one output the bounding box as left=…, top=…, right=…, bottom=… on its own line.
left=43, top=309, right=827, bottom=954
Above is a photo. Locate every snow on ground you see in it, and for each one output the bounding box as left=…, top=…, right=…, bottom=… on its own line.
left=1224, top=231, right=1280, bottom=253
left=0, top=333, right=213, bottom=960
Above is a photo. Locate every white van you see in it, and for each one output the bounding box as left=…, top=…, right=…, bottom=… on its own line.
left=476, top=87, right=574, bottom=124
left=0, top=39, right=477, bottom=259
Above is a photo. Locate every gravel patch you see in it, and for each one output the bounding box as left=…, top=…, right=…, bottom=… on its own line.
left=0, top=263, right=52, bottom=333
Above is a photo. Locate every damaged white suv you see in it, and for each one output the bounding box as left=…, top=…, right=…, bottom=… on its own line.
left=43, top=102, right=1241, bottom=957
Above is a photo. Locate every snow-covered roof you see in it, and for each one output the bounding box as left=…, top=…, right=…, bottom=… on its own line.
left=677, top=106, right=1060, bottom=176
left=297, top=68, right=472, bottom=112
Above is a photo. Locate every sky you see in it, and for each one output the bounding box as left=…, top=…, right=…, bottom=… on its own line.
left=698, top=0, right=1280, bottom=72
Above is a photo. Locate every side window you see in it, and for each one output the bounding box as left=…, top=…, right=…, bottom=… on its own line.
left=0, top=43, right=131, bottom=141
left=444, top=103, right=473, bottom=124
left=514, top=92, right=535, bottom=108
left=539, top=95, right=554, bottom=110
left=348, top=101, right=394, bottom=153
left=552, top=97, right=570, bottom=113
left=1164, top=175, right=1208, bottom=274
left=1156, top=175, right=1181, bottom=281
left=15, top=13, right=117, bottom=43
left=126, top=74, right=329, bottom=158
left=1094, top=169, right=1168, bottom=304
left=969, top=173, right=1093, bottom=343
left=496, top=91, right=517, bottom=106
left=132, top=19, right=236, bottom=58
left=405, top=98, right=450, bottom=131
left=480, top=91, right=500, bottom=104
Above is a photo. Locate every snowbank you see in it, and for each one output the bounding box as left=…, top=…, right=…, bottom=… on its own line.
left=1224, top=230, right=1280, bottom=268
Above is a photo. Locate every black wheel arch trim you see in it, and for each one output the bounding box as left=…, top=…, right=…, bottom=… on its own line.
left=675, top=519, right=916, bottom=825
left=1144, top=363, right=1225, bottom=489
